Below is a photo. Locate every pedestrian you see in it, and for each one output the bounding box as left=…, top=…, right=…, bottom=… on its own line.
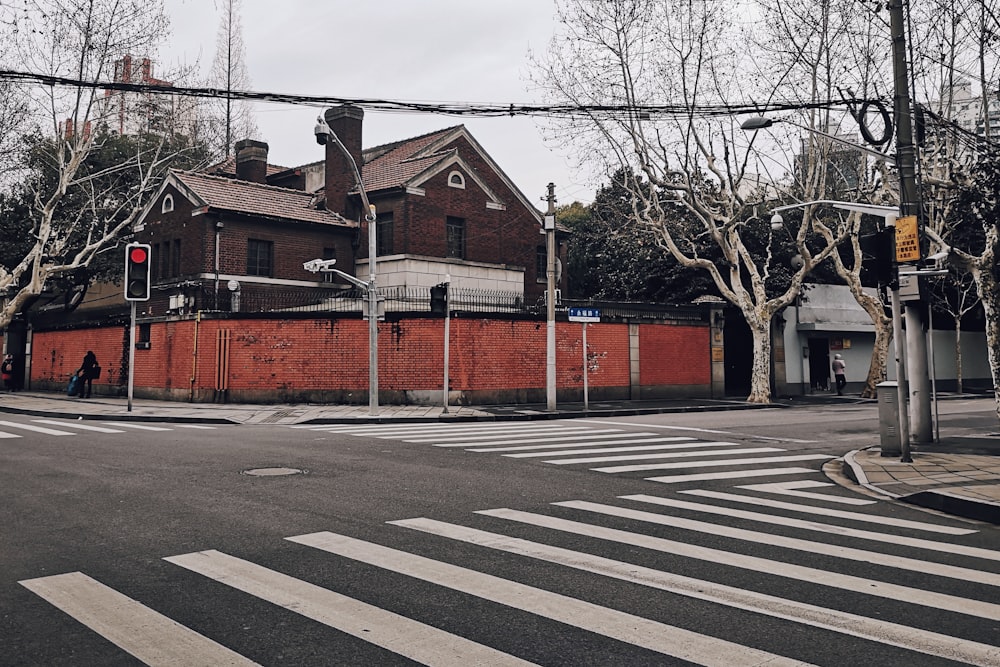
left=78, top=350, right=99, bottom=398
left=832, top=353, right=846, bottom=396
left=1, top=354, right=14, bottom=391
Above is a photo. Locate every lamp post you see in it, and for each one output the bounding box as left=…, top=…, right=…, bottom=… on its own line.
left=743, top=108, right=933, bottom=447
left=769, top=200, right=911, bottom=459
left=741, top=116, right=897, bottom=167
left=314, top=116, right=379, bottom=416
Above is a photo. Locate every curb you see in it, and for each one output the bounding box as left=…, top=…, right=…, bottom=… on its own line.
left=842, top=447, right=1000, bottom=525
left=903, top=489, right=1000, bottom=525
left=0, top=404, right=238, bottom=425
left=299, top=401, right=784, bottom=425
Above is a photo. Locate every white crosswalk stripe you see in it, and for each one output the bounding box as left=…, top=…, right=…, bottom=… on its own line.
left=735, top=480, right=877, bottom=505
left=0, top=417, right=217, bottom=438
left=640, top=467, right=820, bottom=484
left=392, top=516, right=1000, bottom=666
left=20, top=487, right=1000, bottom=665
left=19, top=572, right=256, bottom=665
left=674, top=490, right=974, bottom=534
left=99, top=422, right=173, bottom=431
left=286, top=531, right=810, bottom=666
left=470, top=435, right=697, bottom=453
left=165, top=550, right=536, bottom=667
left=33, top=419, right=125, bottom=433
left=0, top=420, right=75, bottom=436
left=543, top=501, right=1000, bottom=585
left=598, top=453, right=834, bottom=474
left=543, top=446, right=784, bottom=465
left=296, top=421, right=841, bottom=486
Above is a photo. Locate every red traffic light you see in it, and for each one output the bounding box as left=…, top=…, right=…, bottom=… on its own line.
left=124, top=243, right=151, bottom=302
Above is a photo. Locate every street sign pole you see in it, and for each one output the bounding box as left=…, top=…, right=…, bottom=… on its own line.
left=582, top=322, right=589, bottom=411
left=568, top=308, right=600, bottom=412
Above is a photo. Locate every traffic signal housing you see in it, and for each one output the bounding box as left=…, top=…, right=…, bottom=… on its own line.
left=859, top=229, right=895, bottom=287
left=429, top=282, right=448, bottom=315
left=124, top=243, right=151, bottom=301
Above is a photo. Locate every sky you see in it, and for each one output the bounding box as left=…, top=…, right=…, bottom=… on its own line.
left=159, top=0, right=596, bottom=204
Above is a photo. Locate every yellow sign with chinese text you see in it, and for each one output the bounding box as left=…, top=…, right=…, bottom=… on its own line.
left=895, top=215, right=920, bottom=263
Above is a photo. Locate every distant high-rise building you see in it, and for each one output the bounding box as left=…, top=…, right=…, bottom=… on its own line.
left=933, top=79, right=1000, bottom=139
left=101, top=55, right=196, bottom=138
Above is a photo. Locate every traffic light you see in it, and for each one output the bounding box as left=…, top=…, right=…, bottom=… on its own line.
left=124, top=243, right=151, bottom=301
left=859, top=229, right=895, bottom=286
left=430, top=282, right=448, bottom=315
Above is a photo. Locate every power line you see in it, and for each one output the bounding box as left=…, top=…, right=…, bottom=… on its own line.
left=0, top=69, right=876, bottom=120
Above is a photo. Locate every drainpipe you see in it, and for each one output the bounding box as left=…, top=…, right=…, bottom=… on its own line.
left=189, top=310, right=201, bottom=402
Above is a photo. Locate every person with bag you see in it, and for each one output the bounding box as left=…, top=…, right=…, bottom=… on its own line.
left=1, top=354, right=14, bottom=392
left=78, top=350, right=99, bottom=398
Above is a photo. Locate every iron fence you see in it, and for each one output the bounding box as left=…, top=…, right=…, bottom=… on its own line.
left=151, top=281, right=705, bottom=322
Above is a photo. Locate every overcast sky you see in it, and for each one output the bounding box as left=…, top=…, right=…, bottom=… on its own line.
left=160, top=0, right=595, bottom=204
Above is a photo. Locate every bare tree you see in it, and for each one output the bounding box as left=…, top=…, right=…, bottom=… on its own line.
left=909, top=0, right=1000, bottom=418
left=534, top=0, right=848, bottom=403
left=748, top=0, right=899, bottom=398
left=206, top=0, right=257, bottom=159
left=0, top=0, right=194, bottom=330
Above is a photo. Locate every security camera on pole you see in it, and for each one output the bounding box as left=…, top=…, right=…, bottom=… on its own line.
left=124, top=242, right=151, bottom=412
left=313, top=114, right=380, bottom=415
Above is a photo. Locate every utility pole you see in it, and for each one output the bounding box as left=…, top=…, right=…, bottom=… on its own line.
left=544, top=183, right=557, bottom=412
left=889, top=0, right=932, bottom=449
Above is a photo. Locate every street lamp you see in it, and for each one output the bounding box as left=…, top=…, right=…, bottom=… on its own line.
left=744, top=109, right=934, bottom=448
left=314, top=115, right=380, bottom=416
left=770, top=200, right=911, bottom=460
left=740, top=116, right=897, bottom=167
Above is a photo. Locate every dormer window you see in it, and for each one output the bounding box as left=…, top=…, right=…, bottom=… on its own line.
left=448, top=171, right=466, bottom=189
left=161, top=194, right=174, bottom=214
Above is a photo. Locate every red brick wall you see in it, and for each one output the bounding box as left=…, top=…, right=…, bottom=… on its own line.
left=29, top=326, right=126, bottom=392
left=26, top=316, right=710, bottom=403
left=638, top=323, right=710, bottom=386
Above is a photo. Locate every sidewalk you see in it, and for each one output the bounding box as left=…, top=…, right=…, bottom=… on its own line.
left=1, top=390, right=998, bottom=524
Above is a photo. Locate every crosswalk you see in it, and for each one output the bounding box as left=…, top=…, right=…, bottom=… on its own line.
left=0, top=417, right=218, bottom=438
left=19, top=488, right=1000, bottom=665
left=291, top=420, right=836, bottom=485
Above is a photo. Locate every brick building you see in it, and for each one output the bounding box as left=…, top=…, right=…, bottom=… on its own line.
left=132, top=104, right=567, bottom=314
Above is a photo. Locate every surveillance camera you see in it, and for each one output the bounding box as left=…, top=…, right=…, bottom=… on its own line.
left=314, top=117, right=332, bottom=145
left=770, top=212, right=783, bottom=230
left=926, top=250, right=949, bottom=262
left=303, top=258, right=337, bottom=273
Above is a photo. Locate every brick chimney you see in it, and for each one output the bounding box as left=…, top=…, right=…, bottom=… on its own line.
left=235, top=139, right=269, bottom=184
left=323, top=105, right=364, bottom=216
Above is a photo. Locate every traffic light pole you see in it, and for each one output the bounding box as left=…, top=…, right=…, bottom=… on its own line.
left=127, top=301, right=136, bottom=412
left=889, top=0, right=932, bottom=446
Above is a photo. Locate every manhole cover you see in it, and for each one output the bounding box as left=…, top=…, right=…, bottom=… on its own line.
left=241, top=467, right=306, bottom=477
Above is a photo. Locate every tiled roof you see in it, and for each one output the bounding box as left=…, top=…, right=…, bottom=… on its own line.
left=204, top=157, right=291, bottom=178
left=173, top=171, right=353, bottom=227
left=361, top=127, right=463, bottom=191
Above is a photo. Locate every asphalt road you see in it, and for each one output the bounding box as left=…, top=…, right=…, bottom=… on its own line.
left=2, top=403, right=998, bottom=665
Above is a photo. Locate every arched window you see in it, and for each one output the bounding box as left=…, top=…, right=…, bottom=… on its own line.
left=447, top=171, right=466, bottom=189
left=161, top=194, right=174, bottom=214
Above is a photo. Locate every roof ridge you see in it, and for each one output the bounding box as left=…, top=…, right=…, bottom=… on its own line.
left=362, top=125, right=464, bottom=158
left=176, top=170, right=317, bottom=197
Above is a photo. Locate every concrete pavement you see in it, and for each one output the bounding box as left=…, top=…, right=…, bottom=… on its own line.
left=1, top=389, right=998, bottom=524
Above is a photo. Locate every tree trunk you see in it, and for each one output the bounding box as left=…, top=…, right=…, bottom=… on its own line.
left=862, top=320, right=892, bottom=399
left=955, top=321, right=963, bottom=395
left=747, top=319, right=773, bottom=404
left=978, top=265, right=1000, bottom=421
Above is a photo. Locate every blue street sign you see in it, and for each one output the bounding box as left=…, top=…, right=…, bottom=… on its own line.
left=568, top=307, right=601, bottom=322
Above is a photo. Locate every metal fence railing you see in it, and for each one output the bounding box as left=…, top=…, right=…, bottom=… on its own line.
left=145, top=281, right=705, bottom=322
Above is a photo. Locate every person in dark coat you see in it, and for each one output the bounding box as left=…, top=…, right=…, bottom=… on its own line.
left=79, top=351, right=99, bottom=398
left=1, top=354, right=14, bottom=392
